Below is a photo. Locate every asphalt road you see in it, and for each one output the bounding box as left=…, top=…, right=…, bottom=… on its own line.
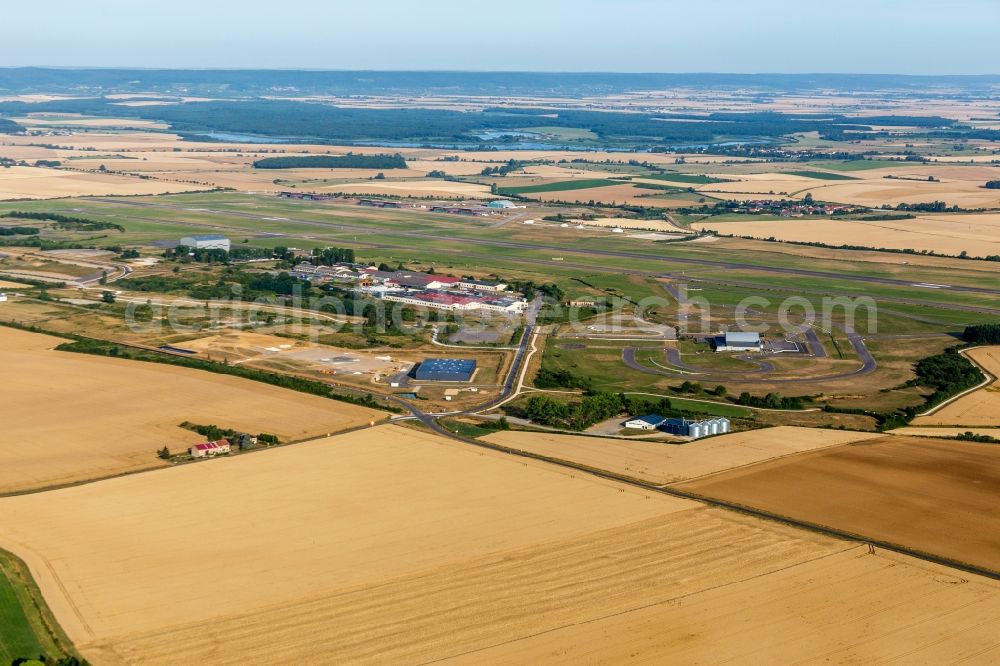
left=624, top=333, right=876, bottom=384
left=664, top=347, right=776, bottom=375
left=803, top=327, right=828, bottom=358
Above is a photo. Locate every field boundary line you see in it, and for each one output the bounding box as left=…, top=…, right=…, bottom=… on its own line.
left=409, top=419, right=1000, bottom=583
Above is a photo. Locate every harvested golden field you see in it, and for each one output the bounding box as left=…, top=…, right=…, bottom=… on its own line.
left=6, top=424, right=1000, bottom=664
left=568, top=216, right=688, bottom=232
left=798, top=165, right=1000, bottom=208
left=690, top=164, right=1000, bottom=208
left=0, top=425, right=699, bottom=663
left=912, top=346, right=1000, bottom=426
left=695, top=212, right=1000, bottom=257
left=695, top=171, right=816, bottom=197
left=680, top=435, right=1000, bottom=572
left=0, top=166, right=208, bottom=200
left=890, top=426, right=1000, bottom=438
left=0, top=327, right=384, bottom=493
left=482, top=426, right=876, bottom=484
left=326, top=179, right=493, bottom=198
left=405, top=159, right=504, bottom=176
left=532, top=183, right=679, bottom=206
left=518, top=164, right=630, bottom=179
left=446, top=547, right=1000, bottom=665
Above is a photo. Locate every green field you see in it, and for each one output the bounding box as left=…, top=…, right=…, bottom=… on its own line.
left=0, top=550, right=72, bottom=664
left=4, top=191, right=998, bottom=315
left=785, top=170, right=859, bottom=181
left=641, top=395, right=752, bottom=418
left=498, top=179, right=620, bottom=194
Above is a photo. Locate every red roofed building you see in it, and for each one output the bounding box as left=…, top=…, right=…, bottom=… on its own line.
left=189, top=439, right=232, bottom=458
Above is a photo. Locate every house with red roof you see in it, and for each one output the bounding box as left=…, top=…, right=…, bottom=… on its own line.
left=189, top=439, right=232, bottom=458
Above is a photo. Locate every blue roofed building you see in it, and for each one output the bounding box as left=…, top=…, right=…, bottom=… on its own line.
left=413, top=358, right=477, bottom=382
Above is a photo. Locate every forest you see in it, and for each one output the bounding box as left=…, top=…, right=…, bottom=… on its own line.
left=0, top=98, right=964, bottom=148
left=0, top=117, right=23, bottom=133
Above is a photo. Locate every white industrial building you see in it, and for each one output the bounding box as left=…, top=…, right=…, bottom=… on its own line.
left=624, top=414, right=666, bottom=430
left=458, top=279, right=508, bottom=293
left=715, top=331, right=762, bottom=352
left=180, top=234, right=231, bottom=251
left=487, top=200, right=517, bottom=209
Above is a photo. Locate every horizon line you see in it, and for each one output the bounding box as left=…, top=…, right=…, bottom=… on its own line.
left=2, top=66, right=1000, bottom=78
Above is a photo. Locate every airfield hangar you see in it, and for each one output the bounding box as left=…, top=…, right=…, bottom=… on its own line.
left=180, top=234, right=231, bottom=252
left=715, top=331, right=762, bottom=352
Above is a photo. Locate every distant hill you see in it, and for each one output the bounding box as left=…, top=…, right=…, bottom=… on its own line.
left=0, top=117, right=24, bottom=133
left=1, top=68, right=1000, bottom=97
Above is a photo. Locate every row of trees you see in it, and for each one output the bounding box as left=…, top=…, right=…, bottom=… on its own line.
left=522, top=392, right=717, bottom=431
left=480, top=159, right=528, bottom=177
left=0, top=226, right=39, bottom=236
left=310, top=246, right=356, bottom=266
left=523, top=392, right=630, bottom=431
left=735, top=392, right=809, bottom=410
left=963, top=323, right=1000, bottom=344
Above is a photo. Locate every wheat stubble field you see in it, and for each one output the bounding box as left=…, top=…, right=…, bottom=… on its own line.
left=0, top=426, right=688, bottom=663
left=3, top=425, right=1000, bottom=664
left=0, top=327, right=384, bottom=493
left=483, top=426, right=877, bottom=484
left=679, top=434, right=1000, bottom=573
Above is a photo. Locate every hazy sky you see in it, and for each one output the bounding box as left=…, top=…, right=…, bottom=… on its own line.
left=3, top=0, right=999, bottom=74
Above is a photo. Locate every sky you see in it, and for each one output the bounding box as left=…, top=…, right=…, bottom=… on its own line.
left=2, top=0, right=999, bottom=74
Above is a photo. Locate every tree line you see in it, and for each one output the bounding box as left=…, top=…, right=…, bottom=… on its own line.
left=963, top=323, right=1000, bottom=344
